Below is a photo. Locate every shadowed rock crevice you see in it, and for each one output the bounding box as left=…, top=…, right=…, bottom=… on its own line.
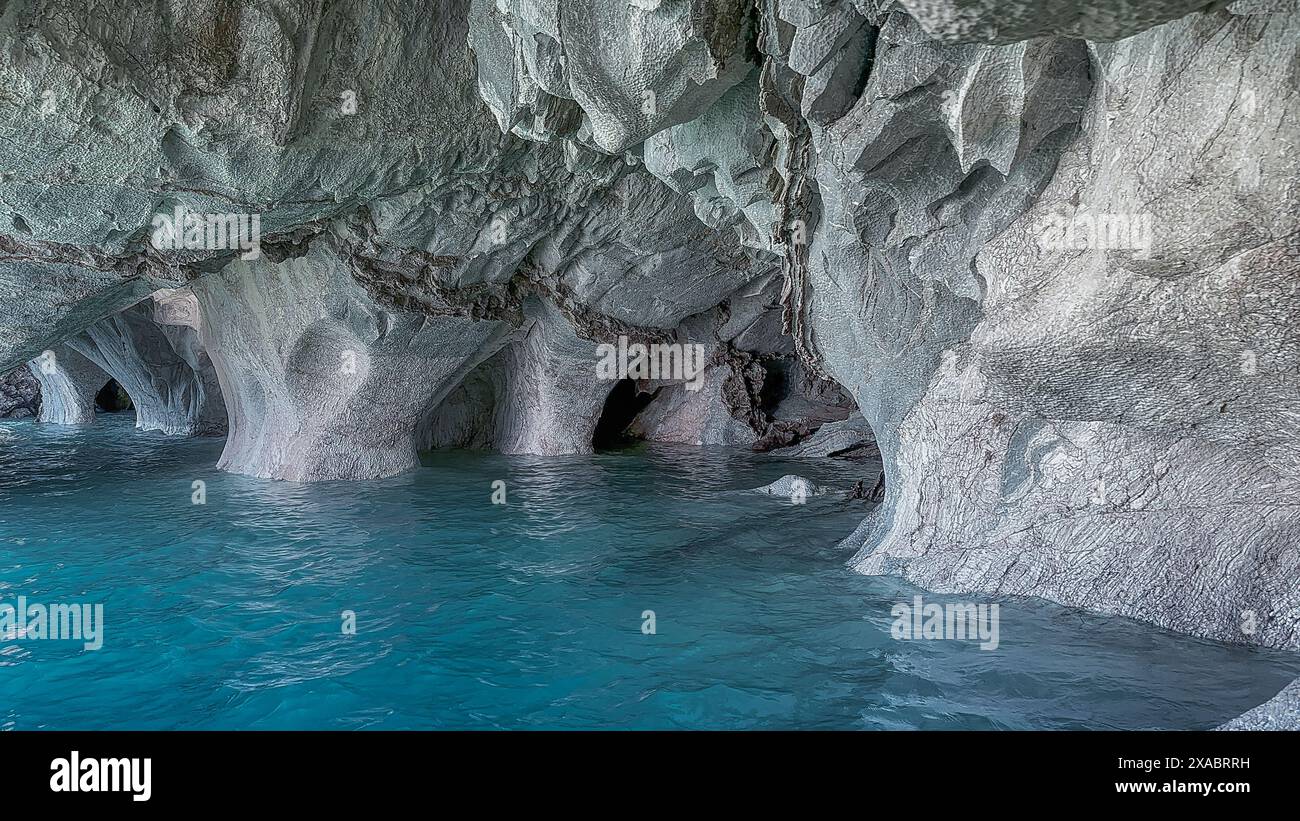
left=94, top=379, right=132, bottom=413
left=592, top=379, right=659, bottom=451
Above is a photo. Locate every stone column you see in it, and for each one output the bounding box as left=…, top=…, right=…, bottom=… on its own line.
left=194, top=245, right=513, bottom=480
left=26, top=345, right=110, bottom=425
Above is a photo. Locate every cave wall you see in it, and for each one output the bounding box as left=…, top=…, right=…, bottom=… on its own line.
left=842, top=5, right=1300, bottom=649
left=0, top=0, right=1295, bottom=656
left=0, top=365, right=40, bottom=418
left=468, top=0, right=1300, bottom=650
left=64, top=296, right=228, bottom=435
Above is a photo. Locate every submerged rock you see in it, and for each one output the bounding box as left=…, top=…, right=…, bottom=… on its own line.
left=0, top=366, right=40, bottom=418
left=751, top=474, right=831, bottom=499
left=1219, top=677, right=1300, bottom=731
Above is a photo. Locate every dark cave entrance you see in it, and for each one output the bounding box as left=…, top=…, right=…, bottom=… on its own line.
left=757, top=358, right=790, bottom=417
left=95, top=379, right=133, bottom=413
left=592, top=379, right=657, bottom=451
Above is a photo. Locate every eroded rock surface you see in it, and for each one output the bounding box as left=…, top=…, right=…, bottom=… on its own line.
left=776, top=413, right=878, bottom=458
left=25, top=345, right=110, bottom=426
left=839, top=4, right=1300, bottom=651
left=194, top=241, right=513, bottom=480
left=0, top=366, right=39, bottom=418
left=751, top=474, right=832, bottom=498
left=0, top=0, right=1297, bottom=667
left=64, top=296, right=227, bottom=435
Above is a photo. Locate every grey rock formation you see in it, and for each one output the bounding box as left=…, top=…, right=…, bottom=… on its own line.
left=150, top=289, right=229, bottom=435
left=421, top=299, right=615, bottom=456
left=751, top=474, right=832, bottom=499
left=65, top=296, right=227, bottom=435
left=469, top=0, right=756, bottom=152
left=774, top=413, right=878, bottom=458
left=0, top=0, right=1296, bottom=671
left=1218, top=676, right=1300, bottom=730
left=626, top=275, right=859, bottom=449
left=838, top=4, right=1300, bottom=651
left=21, top=293, right=226, bottom=435
left=25, top=345, right=111, bottom=426
left=194, top=241, right=513, bottom=480
left=460, top=0, right=1300, bottom=654
left=0, top=366, right=39, bottom=418
left=631, top=364, right=762, bottom=448
left=0, top=0, right=518, bottom=371
left=895, top=0, right=1216, bottom=43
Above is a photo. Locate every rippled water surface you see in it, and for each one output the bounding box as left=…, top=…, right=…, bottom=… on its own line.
left=0, top=414, right=1296, bottom=729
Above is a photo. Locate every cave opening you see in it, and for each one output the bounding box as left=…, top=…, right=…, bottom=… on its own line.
left=94, top=379, right=133, bottom=413
left=757, top=358, right=789, bottom=416
left=592, top=379, right=657, bottom=451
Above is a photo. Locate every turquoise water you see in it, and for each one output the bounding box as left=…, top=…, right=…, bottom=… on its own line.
left=0, top=414, right=1296, bottom=730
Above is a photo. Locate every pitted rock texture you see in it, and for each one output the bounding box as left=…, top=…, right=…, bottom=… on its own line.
left=0, top=366, right=39, bottom=418
left=1218, top=676, right=1300, bottom=730
left=0, top=0, right=1297, bottom=674
left=839, top=5, right=1300, bottom=651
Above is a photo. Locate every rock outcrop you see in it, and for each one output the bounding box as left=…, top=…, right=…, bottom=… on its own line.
left=25, top=345, right=111, bottom=426
left=776, top=413, right=878, bottom=458
left=0, top=0, right=1296, bottom=669
left=194, top=241, right=512, bottom=480
left=64, top=296, right=227, bottom=435
left=1218, top=675, right=1300, bottom=730
left=838, top=3, right=1300, bottom=651
left=751, top=474, right=832, bottom=499
left=0, top=366, right=40, bottom=418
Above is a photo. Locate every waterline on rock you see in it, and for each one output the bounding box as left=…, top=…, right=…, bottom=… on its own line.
left=1, top=414, right=1297, bottom=730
